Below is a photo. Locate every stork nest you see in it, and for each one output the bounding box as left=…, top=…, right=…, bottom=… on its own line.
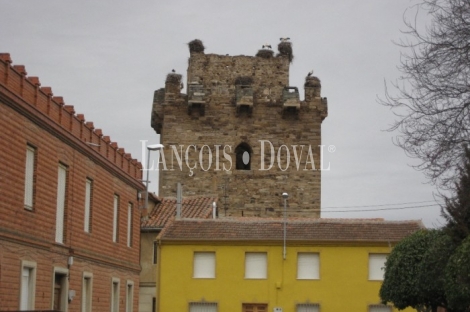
left=235, top=76, right=253, bottom=85
left=256, top=49, right=274, bottom=59
left=304, top=76, right=321, bottom=88
left=188, top=39, right=205, bottom=53
left=277, top=42, right=294, bottom=62
left=166, top=73, right=182, bottom=84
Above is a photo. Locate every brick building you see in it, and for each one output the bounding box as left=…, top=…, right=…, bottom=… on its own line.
left=151, top=40, right=328, bottom=218
left=0, top=54, right=144, bottom=311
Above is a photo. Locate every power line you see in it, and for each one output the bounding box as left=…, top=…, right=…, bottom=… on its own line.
left=321, top=203, right=441, bottom=213
left=321, top=200, right=442, bottom=209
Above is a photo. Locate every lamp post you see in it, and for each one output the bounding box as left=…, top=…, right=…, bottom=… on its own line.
left=144, top=144, right=164, bottom=210
left=282, top=192, right=288, bottom=260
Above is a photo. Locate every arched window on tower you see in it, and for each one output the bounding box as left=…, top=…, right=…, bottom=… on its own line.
left=235, top=143, right=252, bottom=170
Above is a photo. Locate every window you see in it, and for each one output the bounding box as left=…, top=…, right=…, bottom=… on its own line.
left=189, top=302, right=217, bottom=312
left=297, top=303, right=320, bottom=312
left=113, top=195, right=119, bottom=243
left=369, top=254, right=388, bottom=280
left=55, top=164, right=68, bottom=244
left=82, top=272, right=93, bottom=312
left=127, top=203, right=133, bottom=247
left=193, top=252, right=216, bottom=278
left=24, top=145, right=36, bottom=210
left=84, top=179, right=93, bottom=233
left=152, top=298, right=156, bottom=312
left=153, top=241, right=158, bottom=264
left=369, top=304, right=392, bottom=312
left=235, top=143, right=252, bottom=170
left=126, top=280, right=134, bottom=312
left=297, top=253, right=320, bottom=279
left=53, top=267, right=68, bottom=312
left=245, top=252, right=267, bottom=279
left=242, top=303, right=267, bottom=312
left=19, top=260, right=36, bottom=310
left=111, top=278, right=120, bottom=312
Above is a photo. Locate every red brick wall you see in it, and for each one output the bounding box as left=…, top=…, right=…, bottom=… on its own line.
left=0, top=54, right=144, bottom=311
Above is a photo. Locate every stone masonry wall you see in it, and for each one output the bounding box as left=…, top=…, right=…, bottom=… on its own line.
left=152, top=44, right=327, bottom=217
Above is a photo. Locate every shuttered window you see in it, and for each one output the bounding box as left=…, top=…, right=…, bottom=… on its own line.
left=189, top=302, right=217, bottom=312
left=297, top=253, right=320, bottom=279
left=297, top=303, right=320, bottom=312
left=84, top=179, right=92, bottom=233
left=369, top=304, right=392, bottom=312
left=193, top=252, right=215, bottom=278
left=369, top=254, right=388, bottom=280
left=113, top=195, right=119, bottom=243
left=245, top=252, right=267, bottom=279
left=127, top=203, right=133, bottom=247
left=55, top=164, right=67, bottom=243
left=24, top=145, right=36, bottom=209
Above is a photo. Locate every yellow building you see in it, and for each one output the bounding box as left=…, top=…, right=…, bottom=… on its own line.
left=156, top=218, right=422, bottom=312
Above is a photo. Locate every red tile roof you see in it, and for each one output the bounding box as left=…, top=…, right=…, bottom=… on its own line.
left=141, top=196, right=216, bottom=230
left=158, top=217, right=424, bottom=243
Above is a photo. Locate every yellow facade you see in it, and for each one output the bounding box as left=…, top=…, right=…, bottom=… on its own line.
left=157, top=242, right=416, bottom=312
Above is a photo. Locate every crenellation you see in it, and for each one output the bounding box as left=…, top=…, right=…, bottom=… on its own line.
left=152, top=40, right=327, bottom=218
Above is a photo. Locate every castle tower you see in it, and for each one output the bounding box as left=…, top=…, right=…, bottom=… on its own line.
left=151, top=40, right=328, bottom=217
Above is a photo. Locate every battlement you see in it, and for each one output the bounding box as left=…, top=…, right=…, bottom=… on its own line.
left=150, top=40, right=329, bottom=217
left=0, top=53, right=143, bottom=180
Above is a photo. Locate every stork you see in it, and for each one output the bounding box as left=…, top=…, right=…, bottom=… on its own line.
left=280, top=37, right=291, bottom=42
left=307, top=70, right=314, bottom=77
left=262, top=44, right=272, bottom=49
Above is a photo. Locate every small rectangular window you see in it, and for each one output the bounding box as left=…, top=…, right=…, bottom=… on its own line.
left=369, top=254, right=388, bottom=280
left=84, top=179, right=93, bottom=233
left=193, top=252, right=216, bottom=278
left=20, top=261, right=36, bottom=310
left=111, top=278, right=120, bottom=312
left=81, top=273, right=92, bottom=312
left=24, top=145, right=36, bottom=210
left=113, top=195, right=119, bottom=243
left=297, top=303, right=320, bottom=312
left=245, top=252, right=267, bottom=279
left=126, top=281, right=134, bottom=312
left=189, top=302, right=217, bottom=312
left=297, top=253, right=320, bottom=280
left=369, top=304, right=392, bottom=312
left=55, top=164, right=68, bottom=244
left=127, top=203, right=133, bottom=247
left=153, top=242, right=158, bottom=264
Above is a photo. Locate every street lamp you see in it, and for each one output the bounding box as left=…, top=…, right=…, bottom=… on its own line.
left=144, top=144, right=164, bottom=210
left=282, top=192, right=288, bottom=260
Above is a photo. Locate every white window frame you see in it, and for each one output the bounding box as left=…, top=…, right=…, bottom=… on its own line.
left=297, top=303, right=320, bottom=312
left=189, top=302, right=218, bottom=312
left=244, top=252, right=267, bottom=279
left=82, top=272, right=93, bottom=312
left=127, top=202, right=133, bottom=247
left=19, top=260, right=37, bottom=310
left=126, top=280, right=134, bottom=312
left=297, top=252, right=320, bottom=280
left=113, top=195, right=119, bottom=243
left=52, top=266, right=69, bottom=312
left=193, top=252, right=216, bottom=279
left=369, top=254, right=388, bottom=281
left=24, top=145, right=36, bottom=210
left=111, top=277, right=120, bottom=312
left=55, top=164, right=67, bottom=243
left=84, top=179, right=93, bottom=233
left=369, top=304, right=392, bottom=312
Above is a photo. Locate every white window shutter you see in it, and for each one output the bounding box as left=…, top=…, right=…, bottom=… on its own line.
left=369, top=305, right=392, bottom=312
left=193, top=252, right=215, bottom=278
left=369, top=254, right=388, bottom=280
left=84, top=179, right=92, bottom=232
left=189, top=302, right=217, bottom=312
left=55, top=165, right=67, bottom=243
left=24, top=146, right=35, bottom=208
left=297, top=253, right=319, bottom=279
left=20, top=268, right=30, bottom=309
left=245, top=252, right=267, bottom=279
left=297, top=304, right=319, bottom=312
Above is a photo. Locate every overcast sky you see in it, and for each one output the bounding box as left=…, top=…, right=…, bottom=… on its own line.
left=1, top=0, right=447, bottom=227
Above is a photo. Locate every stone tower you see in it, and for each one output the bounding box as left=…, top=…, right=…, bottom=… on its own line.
left=151, top=39, right=328, bottom=217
